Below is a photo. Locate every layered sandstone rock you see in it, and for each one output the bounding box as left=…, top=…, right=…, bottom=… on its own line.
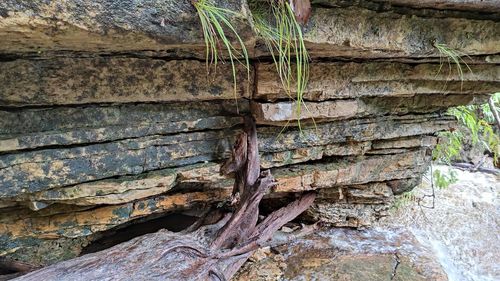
left=0, top=0, right=254, bottom=55
left=0, top=0, right=498, bottom=269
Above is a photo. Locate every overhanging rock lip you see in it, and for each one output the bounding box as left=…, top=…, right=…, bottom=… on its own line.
left=0, top=0, right=499, bottom=58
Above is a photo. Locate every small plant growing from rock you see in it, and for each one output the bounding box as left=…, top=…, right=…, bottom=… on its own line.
left=250, top=0, right=311, bottom=130
left=434, top=42, right=473, bottom=90
left=392, top=190, right=418, bottom=210
left=192, top=0, right=313, bottom=128
left=191, top=0, right=251, bottom=107
left=432, top=44, right=498, bottom=183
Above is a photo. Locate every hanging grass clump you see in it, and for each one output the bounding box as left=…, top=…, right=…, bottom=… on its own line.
left=192, top=0, right=313, bottom=129
left=434, top=42, right=473, bottom=90
left=191, top=0, right=251, bottom=109
left=250, top=0, right=312, bottom=131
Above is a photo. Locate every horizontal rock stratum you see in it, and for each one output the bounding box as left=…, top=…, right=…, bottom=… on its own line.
left=0, top=0, right=498, bottom=268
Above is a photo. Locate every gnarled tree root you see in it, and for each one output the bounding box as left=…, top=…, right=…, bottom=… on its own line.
left=13, top=117, right=316, bottom=281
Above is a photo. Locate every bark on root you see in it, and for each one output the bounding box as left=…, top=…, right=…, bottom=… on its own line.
left=13, top=116, right=316, bottom=281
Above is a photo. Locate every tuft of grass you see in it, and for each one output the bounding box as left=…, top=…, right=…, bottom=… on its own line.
left=434, top=43, right=473, bottom=90
left=250, top=0, right=312, bottom=132
left=392, top=191, right=417, bottom=210
left=192, top=0, right=250, bottom=110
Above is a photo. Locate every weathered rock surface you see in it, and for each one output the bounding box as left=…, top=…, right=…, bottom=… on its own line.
left=0, top=58, right=251, bottom=106
left=0, top=149, right=426, bottom=240
left=301, top=4, right=500, bottom=58
left=234, top=227, right=448, bottom=281
left=0, top=0, right=254, bottom=55
left=0, top=114, right=449, bottom=199
left=1, top=0, right=498, bottom=58
left=252, top=95, right=487, bottom=124
left=379, top=165, right=500, bottom=281
left=0, top=101, right=246, bottom=152
left=255, top=62, right=499, bottom=101
left=314, top=0, right=500, bottom=17
left=373, top=0, right=500, bottom=12
left=0, top=0, right=498, bottom=273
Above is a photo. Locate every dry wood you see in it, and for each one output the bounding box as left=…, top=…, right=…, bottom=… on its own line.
left=452, top=162, right=499, bottom=175
left=13, top=117, right=316, bottom=281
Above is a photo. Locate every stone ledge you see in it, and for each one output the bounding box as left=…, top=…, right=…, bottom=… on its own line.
left=0, top=101, right=246, bottom=152
left=0, top=115, right=449, bottom=198
left=251, top=95, right=481, bottom=124
left=373, top=0, right=500, bottom=12
left=0, top=149, right=427, bottom=242
left=0, top=0, right=255, bottom=54
left=2, top=146, right=428, bottom=207
left=0, top=129, right=238, bottom=197
left=0, top=58, right=252, bottom=106
left=1, top=1, right=498, bottom=58
left=255, top=62, right=500, bottom=101
left=302, top=6, right=500, bottom=58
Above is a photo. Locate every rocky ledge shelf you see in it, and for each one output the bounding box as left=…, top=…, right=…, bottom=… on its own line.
left=0, top=0, right=498, bottom=276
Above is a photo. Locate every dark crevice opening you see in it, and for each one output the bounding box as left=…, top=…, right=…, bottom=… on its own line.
left=0, top=257, right=37, bottom=280
left=81, top=212, right=199, bottom=255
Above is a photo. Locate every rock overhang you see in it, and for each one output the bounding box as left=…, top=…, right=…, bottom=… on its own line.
left=0, top=0, right=498, bottom=266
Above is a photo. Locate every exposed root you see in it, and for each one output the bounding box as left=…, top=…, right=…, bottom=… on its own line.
left=13, top=116, right=316, bottom=281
